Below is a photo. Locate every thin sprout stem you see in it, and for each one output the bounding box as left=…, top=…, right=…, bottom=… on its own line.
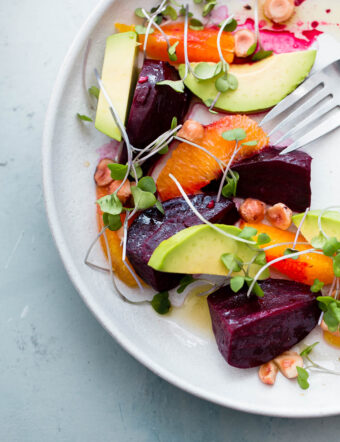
left=318, top=206, right=340, bottom=240
left=209, top=91, right=221, bottom=112
left=138, top=137, right=174, bottom=164
left=318, top=276, right=337, bottom=324
left=217, top=15, right=234, bottom=69
left=305, top=356, right=340, bottom=375
left=103, top=229, right=147, bottom=302
left=169, top=173, right=256, bottom=245
left=143, top=0, right=168, bottom=57
left=293, top=207, right=310, bottom=250
left=135, top=125, right=182, bottom=162
left=84, top=226, right=110, bottom=272
left=246, top=248, right=323, bottom=297
left=142, top=8, right=171, bottom=50
left=216, top=141, right=239, bottom=202
left=253, top=0, right=262, bottom=49
left=263, top=241, right=309, bottom=251
left=183, top=4, right=190, bottom=81
left=174, top=135, right=227, bottom=171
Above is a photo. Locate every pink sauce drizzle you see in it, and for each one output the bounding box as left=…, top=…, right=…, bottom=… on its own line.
left=239, top=18, right=322, bottom=54
left=294, top=0, right=308, bottom=6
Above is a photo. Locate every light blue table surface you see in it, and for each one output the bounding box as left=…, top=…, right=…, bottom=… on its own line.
left=1, top=1, right=340, bottom=440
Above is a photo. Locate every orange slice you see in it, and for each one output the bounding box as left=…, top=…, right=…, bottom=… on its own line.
left=156, top=115, right=269, bottom=201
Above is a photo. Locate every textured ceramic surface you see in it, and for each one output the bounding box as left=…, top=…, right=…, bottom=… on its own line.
left=43, top=0, right=340, bottom=417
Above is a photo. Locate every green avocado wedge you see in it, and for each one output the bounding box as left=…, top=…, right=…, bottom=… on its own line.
left=95, top=31, right=138, bottom=141
left=148, top=224, right=269, bottom=279
left=292, top=210, right=340, bottom=243
left=178, top=50, right=316, bottom=113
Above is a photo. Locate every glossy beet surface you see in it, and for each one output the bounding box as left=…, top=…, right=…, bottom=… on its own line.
left=126, top=194, right=239, bottom=291
left=126, top=60, right=190, bottom=149
left=233, top=146, right=312, bottom=212
left=208, top=279, right=319, bottom=368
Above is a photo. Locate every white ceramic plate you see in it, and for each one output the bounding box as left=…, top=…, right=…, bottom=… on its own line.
left=43, top=0, right=340, bottom=417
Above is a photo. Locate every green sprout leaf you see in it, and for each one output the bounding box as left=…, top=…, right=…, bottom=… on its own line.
left=177, top=275, right=195, bottom=293
left=254, top=251, right=267, bottom=266
left=310, top=279, right=324, bottom=293
left=189, top=18, right=204, bottom=30
left=221, top=171, right=239, bottom=198
left=135, top=25, right=154, bottom=35
left=246, top=42, right=257, bottom=56
left=171, top=116, right=178, bottom=130
left=151, top=291, right=171, bottom=314
left=215, top=74, right=229, bottom=93
left=227, top=73, right=238, bottom=90
left=157, top=80, right=184, bottom=93
left=163, top=5, right=178, bottom=20
left=300, top=342, right=319, bottom=357
left=103, top=213, right=122, bottom=231
left=130, top=164, right=143, bottom=180
left=242, top=140, right=258, bottom=147
left=135, top=7, right=146, bottom=18
left=202, top=0, right=217, bottom=17
left=311, top=233, right=327, bottom=249
left=230, top=276, right=245, bottom=293
left=222, top=128, right=247, bottom=141
left=323, top=237, right=340, bottom=256
left=158, top=144, right=169, bottom=154
left=245, top=277, right=264, bottom=297
left=168, top=40, right=179, bottom=61
left=194, top=0, right=203, bottom=3
left=284, top=248, right=299, bottom=260
left=88, top=86, right=100, bottom=99
left=194, top=62, right=222, bottom=80
left=221, top=18, right=238, bottom=32
left=257, top=233, right=271, bottom=245
left=296, top=366, right=310, bottom=390
left=131, top=186, right=156, bottom=210
left=252, top=49, right=273, bottom=62
left=317, top=296, right=340, bottom=332
left=221, top=253, right=243, bottom=273
left=137, top=176, right=157, bottom=194
left=333, top=253, right=340, bottom=277
left=179, top=5, right=193, bottom=17
left=107, top=163, right=128, bottom=180
left=155, top=199, right=164, bottom=214
left=77, top=113, right=92, bottom=122
left=239, top=226, right=257, bottom=240
left=97, top=193, right=123, bottom=215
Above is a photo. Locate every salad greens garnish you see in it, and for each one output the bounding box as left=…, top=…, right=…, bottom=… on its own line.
left=135, top=25, right=155, bottom=35
left=283, top=248, right=299, bottom=259
left=221, top=253, right=243, bottom=273
left=257, top=233, right=271, bottom=245
left=246, top=42, right=257, bottom=56
left=300, top=342, right=319, bottom=357
left=220, top=18, right=237, bottom=33
left=77, top=113, right=93, bottom=122
left=238, top=226, right=257, bottom=240
left=310, top=279, right=324, bottom=293
left=296, top=366, right=310, bottom=390
left=168, top=41, right=180, bottom=61
left=317, top=296, right=340, bottom=332
left=189, top=18, right=204, bottom=30
left=103, top=213, right=122, bottom=231
left=222, top=128, right=246, bottom=141
left=108, top=163, right=128, bottom=180
left=194, top=61, right=223, bottom=80
left=151, top=291, right=171, bottom=314
left=202, top=0, right=217, bottom=17
left=252, top=49, right=273, bottom=62
left=88, top=86, right=100, bottom=99
left=221, top=171, right=239, bottom=198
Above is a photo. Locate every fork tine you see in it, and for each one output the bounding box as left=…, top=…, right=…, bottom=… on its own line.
left=260, top=74, right=324, bottom=127
left=268, top=87, right=330, bottom=138
left=272, top=99, right=336, bottom=146
left=279, top=111, right=340, bottom=154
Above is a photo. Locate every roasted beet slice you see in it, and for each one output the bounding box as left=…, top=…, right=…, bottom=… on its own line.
left=126, top=60, right=191, bottom=149
left=232, top=146, right=312, bottom=212
left=208, top=279, right=319, bottom=368
left=126, top=194, right=239, bottom=291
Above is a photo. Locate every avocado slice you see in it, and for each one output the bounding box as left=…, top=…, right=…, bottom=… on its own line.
left=148, top=224, right=269, bottom=279
left=178, top=50, right=316, bottom=113
left=292, top=210, right=340, bottom=243
left=95, top=31, right=138, bottom=141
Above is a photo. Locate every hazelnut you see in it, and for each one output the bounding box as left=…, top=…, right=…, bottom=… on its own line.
left=263, top=0, right=295, bottom=24
left=177, top=120, right=205, bottom=143
left=94, top=159, right=114, bottom=187
left=258, top=361, right=279, bottom=385
left=267, top=203, right=292, bottom=230
left=239, top=198, right=266, bottom=223
left=274, top=351, right=303, bottom=379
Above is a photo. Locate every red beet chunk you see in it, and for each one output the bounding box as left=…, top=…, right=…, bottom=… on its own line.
left=126, top=194, right=239, bottom=291
left=208, top=279, right=319, bottom=368
left=126, top=60, right=190, bottom=149
left=233, top=146, right=312, bottom=212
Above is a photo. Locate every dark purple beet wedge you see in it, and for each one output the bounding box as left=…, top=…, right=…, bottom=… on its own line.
left=126, top=60, right=190, bottom=149
left=126, top=194, right=239, bottom=291
left=232, top=146, right=312, bottom=212
left=208, top=279, right=319, bottom=368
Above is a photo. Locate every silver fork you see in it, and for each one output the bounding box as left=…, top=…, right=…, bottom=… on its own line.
left=259, top=58, right=340, bottom=155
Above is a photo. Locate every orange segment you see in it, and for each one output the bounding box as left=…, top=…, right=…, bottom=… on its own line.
left=156, top=115, right=269, bottom=201
left=138, top=22, right=235, bottom=63
left=96, top=185, right=139, bottom=287
left=115, top=23, right=135, bottom=32
left=242, top=222, right=334, bottom=286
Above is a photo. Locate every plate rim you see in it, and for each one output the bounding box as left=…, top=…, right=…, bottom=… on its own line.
left=42, top=0, right=340, bottom=418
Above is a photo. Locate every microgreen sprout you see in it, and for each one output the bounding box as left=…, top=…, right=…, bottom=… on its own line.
left=168, top=40, right=180, bottom=61
left=77, top=113, right=93, bottom=122
left=252, top=0, right=273, bottom=61
left=299, top=341, right=340, bottom=379
left=177, top=275, right=196, bottom=293
left=88, top=86, right=99, bottom=99
left=189, top=18, right=204, bottom=30
left=296, top=366, right=310, bottom=390
left=217, top=15, right=235, bottom=71
left=142, top=0, right=168, bottom=57
left=151, top=291, right=171, bottom=314
left=156, top=79, right=185, bottom=93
